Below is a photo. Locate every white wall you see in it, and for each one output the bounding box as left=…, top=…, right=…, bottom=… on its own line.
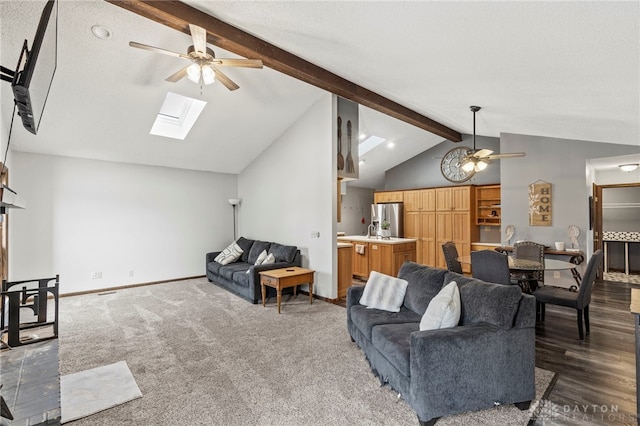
left=337, top=186, right=374, bottom=236
left=9, top=152, right=237, bottom=294
left=238, top=93, right=336, bottom=299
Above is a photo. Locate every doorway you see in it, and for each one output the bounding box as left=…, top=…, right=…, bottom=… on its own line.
left=594, top=183, right=640, bottom=283
left=0, top=163, right=7, bottom=281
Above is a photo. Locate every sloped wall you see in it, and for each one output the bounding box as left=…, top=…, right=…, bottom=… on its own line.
left=238, top=93, right=336, bottom=299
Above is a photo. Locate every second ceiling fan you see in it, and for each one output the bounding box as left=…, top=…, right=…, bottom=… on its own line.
left=461, top=106, right=526, bottom=172
left=129, top=24, right=263, bottom=91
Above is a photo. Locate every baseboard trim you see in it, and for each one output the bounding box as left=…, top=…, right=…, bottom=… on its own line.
left=60, top=275, right=206, bottom=298
left=298, top=290, right=339, bottom=304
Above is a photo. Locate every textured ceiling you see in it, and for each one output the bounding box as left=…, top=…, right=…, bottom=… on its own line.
left=1, top=0, right=638, bottom=187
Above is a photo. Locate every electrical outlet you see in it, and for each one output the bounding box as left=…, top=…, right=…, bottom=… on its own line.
left=553, top=271, right=560, bottom=279
left=129, top=270, right=134, bottom=277
left=310, top=231, right=320, bottom=238
left=91, top=272, right=102, bottom=279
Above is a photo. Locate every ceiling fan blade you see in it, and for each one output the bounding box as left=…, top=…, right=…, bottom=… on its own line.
left=129, top=41, right=190, bottom=59
left=214, top=58, right=263, bottom=68
left=165, top=65, right=190, bottom=83
left=484, top=152, right=527, bottom=160
left=473, top=149, right=494, bottom=158
left=189, top=24, right=208, bottom=55
left=214, top=68, right=240, bottom=91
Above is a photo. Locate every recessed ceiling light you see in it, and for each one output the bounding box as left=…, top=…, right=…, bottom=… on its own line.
left=91, top=25, right=113, bottom=40
left=619, top=163, right=639, bottom=172
left=359, top=134, right=366, bottom=140
left=387, top=142, right=395, bottom=148
left=359, top=159, right=365, bottom=165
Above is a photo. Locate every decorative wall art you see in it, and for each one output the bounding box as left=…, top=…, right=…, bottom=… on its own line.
left=529, top=180, right=552, bottom=226
left=337, top=97, right=359, bottom=180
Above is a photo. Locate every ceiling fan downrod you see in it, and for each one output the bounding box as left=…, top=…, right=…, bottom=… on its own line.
left=470, top=105, right=481, bottom=152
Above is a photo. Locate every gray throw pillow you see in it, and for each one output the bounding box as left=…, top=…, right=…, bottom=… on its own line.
left=269, top=243, right=297, bottom=263
left=248, top=241, right=271, bottom=264
left=236, top=237, right=255, bottom=263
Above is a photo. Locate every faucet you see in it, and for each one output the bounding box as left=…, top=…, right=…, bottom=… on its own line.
left=367, top=224, right=376, bottom=238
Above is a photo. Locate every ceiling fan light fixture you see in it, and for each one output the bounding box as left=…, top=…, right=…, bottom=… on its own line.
left=475, top=160, right=488, bottom=171
left=201, top=65, right=215, bottom=85
left=186, top=63, right=201, bottom=83
left=619, top=163, right=639, bottom=172
left=461, top=159, right=475, bottom=172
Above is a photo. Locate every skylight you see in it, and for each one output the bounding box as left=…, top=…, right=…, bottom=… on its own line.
left=359, top=135, right=386, bottom=156
left=150, top=92, right=207, bottom=140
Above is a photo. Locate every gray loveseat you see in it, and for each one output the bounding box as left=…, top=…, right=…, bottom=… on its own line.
left=347, top=262, right=536, bottom=425
left=206, top=237, right=301, bottom=303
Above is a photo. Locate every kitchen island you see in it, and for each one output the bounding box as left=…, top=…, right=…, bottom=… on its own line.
left=338, top=236, right=417, bottom=279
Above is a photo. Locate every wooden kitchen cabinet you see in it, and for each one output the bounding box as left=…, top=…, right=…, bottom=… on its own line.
left=337, top=244, right=353, bottom=298
left=351, top=242, right=369, bottom=277
left=374, top=191, right=404, bottom=204
left=340, top=238, right=416, bottom=278
left=405, top=210, right=436, bottom=266
left=434, top=186, right=476, bottom=273
left=476, top=184, right=501, bottom=226
left=404, top=189, right=435, bottom=212
left=436, top=186, right=471, bottom=211
left=370, top=241, right=416, bottom=277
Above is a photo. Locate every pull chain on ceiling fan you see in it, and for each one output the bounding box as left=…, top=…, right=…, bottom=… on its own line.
left=129, top=24, right=263, bottom=91
left=461, top=106, right=526, bottom=172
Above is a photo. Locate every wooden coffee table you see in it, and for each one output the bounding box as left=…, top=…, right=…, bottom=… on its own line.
left=259, top=267, right=315, bottom=314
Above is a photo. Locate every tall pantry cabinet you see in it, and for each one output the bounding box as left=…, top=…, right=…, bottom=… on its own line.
left=434, top=186, right=477, bottom=273
left=404, top=189, right=436, bottom=267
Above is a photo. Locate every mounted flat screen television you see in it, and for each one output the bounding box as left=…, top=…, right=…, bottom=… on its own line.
left=11, top=0, right=58, bottom=135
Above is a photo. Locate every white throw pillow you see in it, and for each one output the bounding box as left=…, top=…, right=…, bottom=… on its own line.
left=254, top=250, right=268, bottom=265
left=359, top=271, right=409, bottom=313
left=261, top=253, right=276, bottom=265
left=420, top=281, right=461, bottom=331
left=214, top=242, right=243, bottom=266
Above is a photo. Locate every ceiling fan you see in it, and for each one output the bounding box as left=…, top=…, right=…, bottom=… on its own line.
left=461, top=106, right=526, bottom=172
left=129, top=24, right=263, bottom=91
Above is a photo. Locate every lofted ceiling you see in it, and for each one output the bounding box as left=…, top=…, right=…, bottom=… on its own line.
left=1, top=1, right=638, bottom=189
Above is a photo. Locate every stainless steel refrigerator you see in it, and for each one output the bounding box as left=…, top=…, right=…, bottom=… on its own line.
left=371, top=203, right=404, bottom=238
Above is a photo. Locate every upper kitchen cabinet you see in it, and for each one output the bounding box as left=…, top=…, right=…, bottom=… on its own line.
left=337, top=97, right=359, bottom=180
left=435, top=186, right=471, bottom=211
left=374, top=191, right=404, bottom=204
left=404, top=189, right=435, bottom=212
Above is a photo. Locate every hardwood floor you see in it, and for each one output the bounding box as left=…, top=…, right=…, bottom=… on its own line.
left=535, top=279, right=639, bottom=425
left=340, top=278, right=640, bottom=425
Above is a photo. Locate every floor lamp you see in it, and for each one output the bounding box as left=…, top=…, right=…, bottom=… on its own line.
left=228, top=198, right=241, bottom=240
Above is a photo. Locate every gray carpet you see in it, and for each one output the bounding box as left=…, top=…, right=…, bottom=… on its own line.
left=59, top=278, right=554, bottom=425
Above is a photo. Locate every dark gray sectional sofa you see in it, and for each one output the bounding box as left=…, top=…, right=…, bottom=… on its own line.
left=206, top=237, right=301, bottom=303
left=347, top=261, right=536, bottom=425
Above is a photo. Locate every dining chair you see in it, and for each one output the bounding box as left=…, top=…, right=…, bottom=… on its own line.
left=441, top=241, right=463, bottom=274
left=471, top=250, right=512, bottom=285
left=513, top=241, right=545, bottom=291
left=533, top=250, right=603, bottom=340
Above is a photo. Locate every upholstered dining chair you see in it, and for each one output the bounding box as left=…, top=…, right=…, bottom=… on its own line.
left=471, top=250, right=512, bottom=285
left=513, top=241, right=545, bottom=291
left=533, top=250, right=603, bottom=340
left=441, top=241, right=463, bottom=274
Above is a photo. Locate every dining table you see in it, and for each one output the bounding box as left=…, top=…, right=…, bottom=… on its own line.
left=458, top=254, right=580, bottom=292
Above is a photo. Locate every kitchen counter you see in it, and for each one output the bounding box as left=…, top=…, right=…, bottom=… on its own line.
left=338, top=235, right=418, bottom=245
left=472, top=242, right=501, bottom=247
left=337, top=236, right=417, bottom=278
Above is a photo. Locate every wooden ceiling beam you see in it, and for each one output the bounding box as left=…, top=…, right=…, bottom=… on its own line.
left=106, top=0, right=462, bottom=142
